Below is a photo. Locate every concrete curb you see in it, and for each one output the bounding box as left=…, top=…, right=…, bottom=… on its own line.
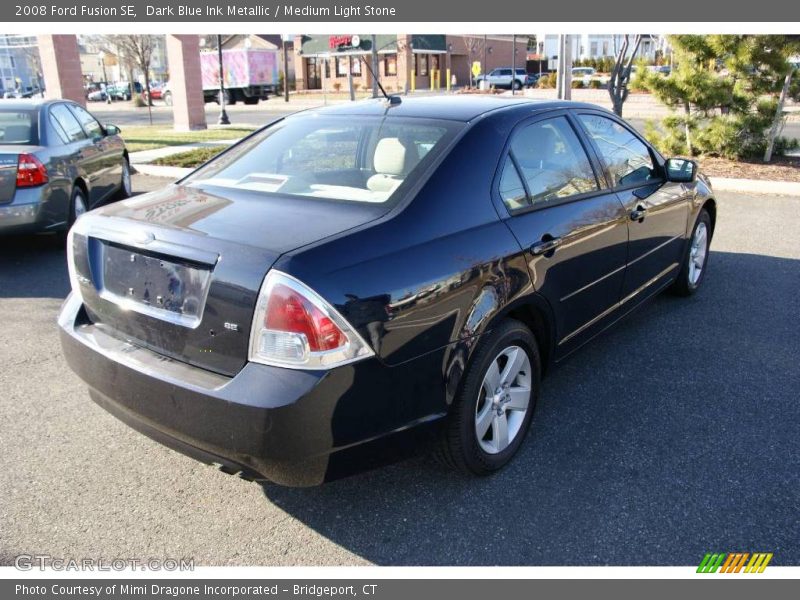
left=709, top=177, right=800, bottom=196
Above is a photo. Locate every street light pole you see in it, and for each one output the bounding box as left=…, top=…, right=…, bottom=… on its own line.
left=217, top=34, right=230, bottom=125
left=282, top=35, right=290, bottom=103
left=511, top=35, right=516, bottom=96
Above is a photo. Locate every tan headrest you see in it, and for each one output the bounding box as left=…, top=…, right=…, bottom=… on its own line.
left=373, top=137, right=408, bottom=176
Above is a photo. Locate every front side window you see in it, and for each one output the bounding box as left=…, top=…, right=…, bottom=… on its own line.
left=578, top=114, right=658, bottom=188
left=186, top=116, right=460, bottom=205
left=49, top=104, right=86, bottom=143
left=68, top=104, right=104, bottom=139
left=508, top=116, right=598, bottom=207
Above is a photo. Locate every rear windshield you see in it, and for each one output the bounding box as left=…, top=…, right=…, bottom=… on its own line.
left=0, top=110, right=37, bottom=145
left=185, top=115, right=462, bottom=204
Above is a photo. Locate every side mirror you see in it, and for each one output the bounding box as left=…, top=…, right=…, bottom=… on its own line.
left=104, top=124, right=121, bottom=136
left=665, top=157, right=697, bottom=183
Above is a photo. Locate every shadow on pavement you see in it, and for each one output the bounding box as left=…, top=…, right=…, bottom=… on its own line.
left=0, top=187, right=156, bottom=300
left=260, top=250, right=800, bottom=565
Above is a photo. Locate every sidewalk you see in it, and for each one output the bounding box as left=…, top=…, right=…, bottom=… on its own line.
left=129, top=139, right=237, bottom=164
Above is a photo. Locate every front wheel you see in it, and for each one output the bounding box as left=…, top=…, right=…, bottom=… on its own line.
left=117, top=156, right=132, bottom=199
left=163, top=91, right=173, bottom=106
left=670, top=208, right=711, bottom=296
left=437, top=319, right=541, bottom=475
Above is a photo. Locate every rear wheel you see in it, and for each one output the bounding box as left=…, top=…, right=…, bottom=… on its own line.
left=670, top=208, right=711, bottom=296
left=163, top=91, right=173, bottom=106
left=437, top=319, right=540, bottom=475
left=243, top=96, right=259, bottom=105
left=513, top=80, right=522, bottom=90
left=65, top=186, right=87, bottom=233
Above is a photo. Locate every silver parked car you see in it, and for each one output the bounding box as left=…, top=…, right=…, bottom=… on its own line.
left=0, top=99, right=130, bottom=236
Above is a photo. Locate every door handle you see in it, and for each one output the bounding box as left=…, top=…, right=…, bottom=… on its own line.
left=531, top=237, right=562, bottom=256
left=630, top=205, right=648, bottom=221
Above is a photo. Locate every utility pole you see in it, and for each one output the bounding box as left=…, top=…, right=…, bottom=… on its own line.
left=557, top=34, right=573, bottom=100
left=217, top=34, right=230, bottom=125
left=347, top=54, right=355, bottom=101
left=283, top=35, right=290, bottom=102
left=371, top=34, right=379, bottom=98
left=511, top=34, right=516, bottom=96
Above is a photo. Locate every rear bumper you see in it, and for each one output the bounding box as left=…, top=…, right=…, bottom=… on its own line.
left=58, top=294, right=447, bottom=486
left=0, top=185, right=62, bottom=235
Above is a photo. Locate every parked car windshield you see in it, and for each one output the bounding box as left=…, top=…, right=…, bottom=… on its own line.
left=0, top=109, right=37, bottom=145
left=186, top=115, right=462, bottom=204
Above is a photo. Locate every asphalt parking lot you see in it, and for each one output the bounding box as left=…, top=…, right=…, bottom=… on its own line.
left=0, top=177, right=798, bottom=566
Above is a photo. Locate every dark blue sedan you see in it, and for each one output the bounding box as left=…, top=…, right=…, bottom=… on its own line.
left=59, top=96, right=716, bottom=486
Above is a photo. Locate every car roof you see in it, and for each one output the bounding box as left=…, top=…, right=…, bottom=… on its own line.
left=299, top=96, right=610, bottom=123
left=0, top=98, right=73, bottom=112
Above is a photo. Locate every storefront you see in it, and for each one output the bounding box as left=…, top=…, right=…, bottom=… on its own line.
left=294, top=34, right=451, bottom=93
left=294, top=34, right=530, bottom=93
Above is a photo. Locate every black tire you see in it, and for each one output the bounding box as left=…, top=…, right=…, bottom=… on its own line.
left=436, top=319, right=541, bottom=475
left=59, top=186, right=88, bottom=244
left=116, top=156, right=132, bottom=200
left=513, top=80, right=522, bottom=90
left=670, top=208, right=712, bottom=297
left=163, top=91, right=173, bottom=106
left=243, top=96, right=259, bottom=105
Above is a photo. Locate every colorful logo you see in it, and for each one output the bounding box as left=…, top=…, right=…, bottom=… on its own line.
left=697, top=553, right=773, bottom=573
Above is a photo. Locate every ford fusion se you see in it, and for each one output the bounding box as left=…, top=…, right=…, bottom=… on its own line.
left=58, top=96, right=716, bottom=486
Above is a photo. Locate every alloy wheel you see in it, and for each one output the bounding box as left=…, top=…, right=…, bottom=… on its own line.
left=474, top=345, right=532, bottom=454
left=73, top=192, right=87, bottom=218
left=688, top=221, right=708, bottom=286
left=122, top=160, right=132, bottom=196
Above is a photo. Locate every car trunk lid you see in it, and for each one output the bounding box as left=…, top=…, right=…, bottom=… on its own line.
left=69, top=183, right=385, bottom=376
left=0, top=146, right=46, bottom=203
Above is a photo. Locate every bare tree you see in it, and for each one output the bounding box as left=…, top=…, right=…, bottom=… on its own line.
left=99, top=35, right=156, bottom=122
left=463, top=36, right=486, bottom=87
left=607, top=34, right=643, bottom=117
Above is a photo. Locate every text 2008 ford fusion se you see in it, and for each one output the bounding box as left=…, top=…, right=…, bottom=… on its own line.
left=59, top=96, right=716, bottom=486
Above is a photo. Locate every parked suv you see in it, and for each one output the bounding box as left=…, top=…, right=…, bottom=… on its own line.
left=478, top=68, right=529, bottom=90
left=107, top=82, right=143, bottom=101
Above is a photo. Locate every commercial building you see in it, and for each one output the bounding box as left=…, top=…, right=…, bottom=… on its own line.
left=293, top=34, right=529, bottom=93
left=532, top=34, right=665, bottom=65
left=0, top=34, right=42, bottom=95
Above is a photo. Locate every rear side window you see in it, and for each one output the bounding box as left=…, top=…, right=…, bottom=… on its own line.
left=0, top=111, right=36, bottom=144
left=498, top=157, right=528, bottom=211
left=68, top=104, right=104, bottom=139
left=49, top=114, right=70, bottom=144
left=50, top=104, right=86, bottom=143
left=578, top=114, right=658, bottom=188
left=508, top=116, right=598, bottom=208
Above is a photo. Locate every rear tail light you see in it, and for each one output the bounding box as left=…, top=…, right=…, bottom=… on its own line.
left=16, top=153, right=49, bottom=188
left=249, top=270, right=374, bottom=369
